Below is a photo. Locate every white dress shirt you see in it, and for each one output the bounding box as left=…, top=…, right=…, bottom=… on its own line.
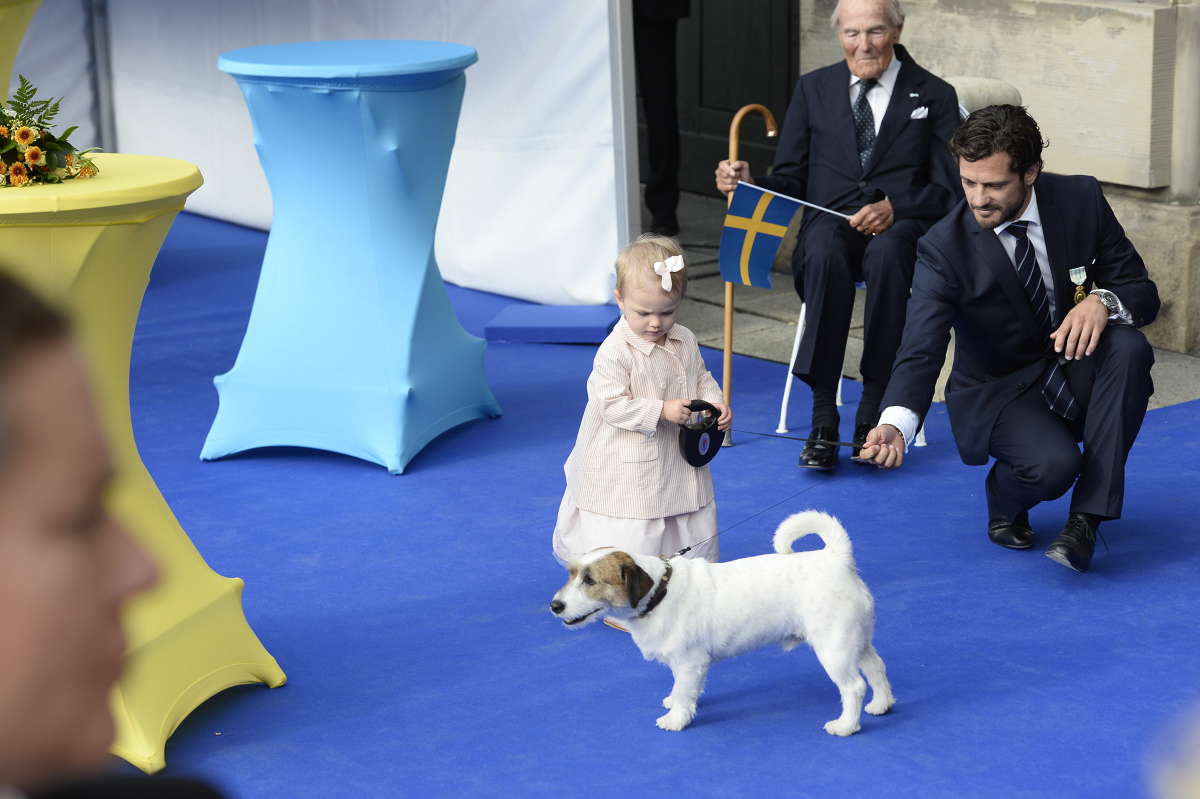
left=848, top=53, right=901, bottom=135
left=878, top=187, right=1133, bottom=448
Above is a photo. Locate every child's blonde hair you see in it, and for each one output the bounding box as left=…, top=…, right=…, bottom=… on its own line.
left=615, top=234, right=687, bottom=297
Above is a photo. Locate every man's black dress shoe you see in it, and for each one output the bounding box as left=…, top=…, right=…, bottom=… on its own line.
left=1045, top=512, right=1099, bottom=572
left=849, top=423, right=872, bottom=462
left=987, top=512, right=1035, bottom=550
left=799, top=426, right=838, bottom=470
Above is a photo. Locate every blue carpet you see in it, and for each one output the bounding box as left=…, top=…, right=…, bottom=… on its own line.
left=126, top=213, right=1200, bottom=798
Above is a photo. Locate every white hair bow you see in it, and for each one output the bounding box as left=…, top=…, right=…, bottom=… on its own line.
left=653, top=255, right=685, bottom=292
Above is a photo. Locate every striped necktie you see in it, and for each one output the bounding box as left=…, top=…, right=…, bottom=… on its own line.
left=1004, top=221, right=1078, bottom=420
left=853, top=78, right=878, bottom=168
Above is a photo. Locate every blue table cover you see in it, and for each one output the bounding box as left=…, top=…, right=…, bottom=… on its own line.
left=203, top=40, right=500, bottom=474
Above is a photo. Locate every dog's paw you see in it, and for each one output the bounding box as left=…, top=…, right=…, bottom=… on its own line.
left=823, top=718, right=861, bottom=737
left=865, top=695, right=894, bottom=716
left=662, top=696, right=673, bottom=709
left=656, top=709, right=693, bottom=731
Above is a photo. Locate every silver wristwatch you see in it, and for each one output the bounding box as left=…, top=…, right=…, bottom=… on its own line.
left=1090, top=288, right=1121, bottom=315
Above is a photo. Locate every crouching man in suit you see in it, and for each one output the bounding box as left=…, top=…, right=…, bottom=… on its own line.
left=859, top=105, right=1159, bottom=573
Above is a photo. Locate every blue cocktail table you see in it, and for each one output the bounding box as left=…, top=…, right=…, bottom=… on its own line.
left=204, top=40, right=500, bottom=474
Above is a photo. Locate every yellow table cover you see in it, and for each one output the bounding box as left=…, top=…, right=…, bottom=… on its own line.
left=0, top=153, right=286, bottom=773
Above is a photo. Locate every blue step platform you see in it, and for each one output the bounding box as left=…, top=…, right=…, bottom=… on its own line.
left=484, top=303, right=619, bottom=344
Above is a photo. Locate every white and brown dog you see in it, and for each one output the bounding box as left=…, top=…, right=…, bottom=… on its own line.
left=549, top=510, right=894, bottom=736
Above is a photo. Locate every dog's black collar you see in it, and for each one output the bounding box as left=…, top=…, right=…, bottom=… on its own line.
left=637, top=558, right=673, bottom=619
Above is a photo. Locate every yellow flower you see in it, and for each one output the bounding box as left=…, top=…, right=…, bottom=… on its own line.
left=0, top=125, right=9, bottom=138
left=65, top=152, right=76, bottom=170
left=12, top=126, right=37, bottom=151
left=0, top=160, right=6, bottom=175
left=23, top=146, right=45, bottom=167
left=77, top=162, right=97, bottom=179
left=8, top=161, right=29, bottom=186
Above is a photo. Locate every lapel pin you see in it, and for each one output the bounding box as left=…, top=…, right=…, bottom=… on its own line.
left=909, top=92, right=920, bottom=98
left=1068, top=261, right=1092, bottom=304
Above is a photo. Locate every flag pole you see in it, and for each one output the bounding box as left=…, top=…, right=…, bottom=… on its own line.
left=723, top=104, right=777, bottom=446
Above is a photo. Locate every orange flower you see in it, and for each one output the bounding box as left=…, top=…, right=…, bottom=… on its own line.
left=65, top=152, right=76, bottom=170
left=0, top=125, right=9, bottom=138
left=8, top=161, right=29, bottom=186
left=77, top=162, right=97, bottom=179
left=12, top=126, right=37, bottom=150
left=23, top=146, right=45, bottom=167
left=0, top=160, right=7, bottom=175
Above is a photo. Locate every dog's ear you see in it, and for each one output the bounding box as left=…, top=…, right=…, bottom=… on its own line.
left=621, top=558, right=655, bottom=609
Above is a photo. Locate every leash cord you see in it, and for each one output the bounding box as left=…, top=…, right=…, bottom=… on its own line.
left=673, top=483, right=816, bottom=558
left=673, top=428, right=870, bottom=557
left=731, top=428, right=860, bottom=448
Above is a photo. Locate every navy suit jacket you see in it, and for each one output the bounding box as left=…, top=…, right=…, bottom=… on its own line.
left=757, top=43, right=961, bottom=225
left=882, top=172, right=1160, bottom=464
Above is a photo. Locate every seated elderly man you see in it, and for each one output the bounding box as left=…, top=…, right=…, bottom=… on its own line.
left=0, top=273, right=220, bottom=798
left=715, top=0, right=961, bottom=470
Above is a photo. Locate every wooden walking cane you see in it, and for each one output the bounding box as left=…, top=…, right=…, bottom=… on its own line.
left=722, top=104, right=777, bottom=445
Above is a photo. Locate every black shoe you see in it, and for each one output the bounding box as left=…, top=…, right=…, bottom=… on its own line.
left=649, top=219, right=680, bottom=237
left=987, top=512, right=1035, bottom=550
left=799, top=426, right=838, bottom=470
left=849, top=423, right=873, bottom=463
left=1045, top=513, right=1099, bottom=572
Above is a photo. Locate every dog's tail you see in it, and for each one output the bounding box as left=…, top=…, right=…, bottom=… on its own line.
left=772, top=510, right=854, bottom=564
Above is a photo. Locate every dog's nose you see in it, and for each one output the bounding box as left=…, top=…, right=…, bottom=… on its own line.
left=550, top=599, right=565, bottom=614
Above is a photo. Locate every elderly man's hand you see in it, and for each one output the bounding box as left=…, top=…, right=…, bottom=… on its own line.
left=848, top=197, right=894, bottom=236
left=856, top=424, right=905, bottom=469
left=715, top=160, right=752, bottom=195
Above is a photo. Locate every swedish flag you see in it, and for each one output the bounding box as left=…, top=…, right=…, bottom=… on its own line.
left=718, top=182, right=803, bottom=288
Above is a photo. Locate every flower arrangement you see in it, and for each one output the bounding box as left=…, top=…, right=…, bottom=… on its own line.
left=0, top=75, right=98, bottom=187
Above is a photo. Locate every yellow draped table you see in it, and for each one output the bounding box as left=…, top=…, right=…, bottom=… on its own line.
left=0, top=153, right=286, bottom=773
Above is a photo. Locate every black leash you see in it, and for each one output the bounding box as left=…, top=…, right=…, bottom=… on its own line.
left=673, top=483, right=815, bottom=558
left=672, top=428, right=872, bottom=557
left=731, top=428, right=860, bottom=448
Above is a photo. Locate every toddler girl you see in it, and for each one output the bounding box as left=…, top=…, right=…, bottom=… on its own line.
left=552, top=235, right=732, bottom=564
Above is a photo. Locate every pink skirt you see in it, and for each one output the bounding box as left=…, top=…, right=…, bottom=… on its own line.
left=551, top=488, right=719, bottom=564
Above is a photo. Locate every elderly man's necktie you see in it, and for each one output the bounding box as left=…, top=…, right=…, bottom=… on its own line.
left=1004, top=220, right=1079, bottom=420
left=853, top=78, right=878, bottom=168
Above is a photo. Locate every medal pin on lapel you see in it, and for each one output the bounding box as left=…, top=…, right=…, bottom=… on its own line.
left=1069, top=260, right=1093, bottom=304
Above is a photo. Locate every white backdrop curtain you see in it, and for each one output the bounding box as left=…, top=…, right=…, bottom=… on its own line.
left=89, top=0, right=637, bottom=305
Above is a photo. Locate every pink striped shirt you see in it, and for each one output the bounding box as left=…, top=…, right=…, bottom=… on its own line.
left=564, top=318, right=724, bottom=519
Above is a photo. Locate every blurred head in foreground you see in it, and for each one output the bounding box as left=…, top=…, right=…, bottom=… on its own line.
left=0, top=272, right=157, bottom=790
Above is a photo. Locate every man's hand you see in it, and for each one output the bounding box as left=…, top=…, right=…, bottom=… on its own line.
left=715, top=160, right=752, bottom=195
left=856, top=424, right=905, bottom=469
left=1051, top=294, right=1109, bottom=360
left=848, top=197, right=894, bottom=237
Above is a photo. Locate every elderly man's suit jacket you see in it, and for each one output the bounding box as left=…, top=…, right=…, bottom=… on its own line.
left=881, top=172, right=1160, bottom=464
left=757, top=43, right=961, bottom=226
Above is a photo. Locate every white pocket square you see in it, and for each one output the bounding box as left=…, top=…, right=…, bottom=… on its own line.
left=910, top=106, right=929, bottom=120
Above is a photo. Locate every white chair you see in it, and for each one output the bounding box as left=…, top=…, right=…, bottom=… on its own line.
left=774, top=78, right=1022, bottom=449
left=775, top=301, right=927, bottom=446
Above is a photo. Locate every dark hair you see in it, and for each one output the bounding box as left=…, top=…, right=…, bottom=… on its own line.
left=949, top=104, right=1047, bottom=175
left=0, top=271, right=71, bottom=461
